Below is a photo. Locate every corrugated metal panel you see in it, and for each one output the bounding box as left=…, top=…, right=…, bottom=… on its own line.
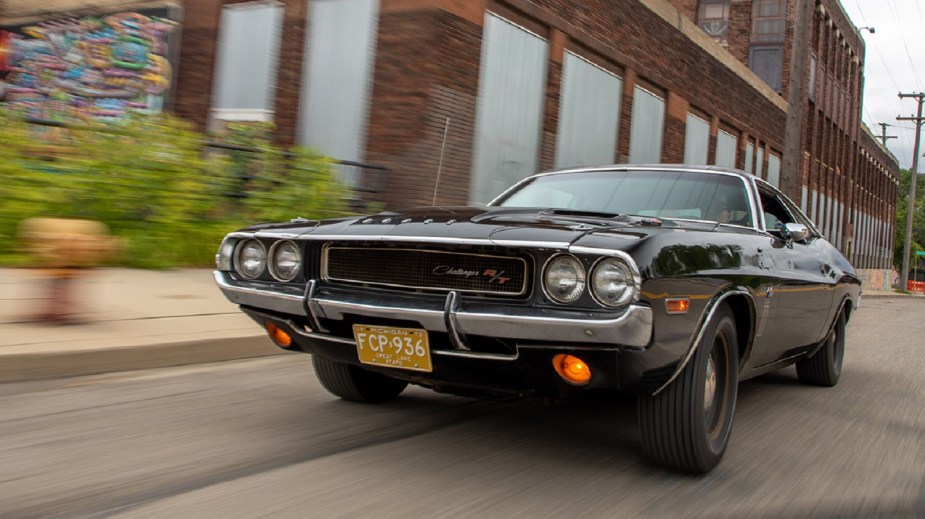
left=212, top=2, right=283, bottom=112
left=683, top=113, right=710, bottom=164
left=555, top=52, right=622, bottom=169
left=715, top=129, right=737, bottom=168
left=470, top=13, right=548, bottom=204
left=299, top=0, right=380, bottom=185
left=629, top=87, right=665, bottom=163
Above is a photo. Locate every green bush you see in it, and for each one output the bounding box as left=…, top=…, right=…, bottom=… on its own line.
left=0, top=113, right=352, bottom=268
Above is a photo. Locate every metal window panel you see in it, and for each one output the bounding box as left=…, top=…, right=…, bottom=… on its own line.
left=299, top=0, right=380, bottom=185
left=470, top=13, right=548, bottom=204
left=629, top=87, right=665, bottom=163
left=683, top=113, right=710, bottom=165
left=213, top=2, right=284, bottom=113
left=745, top=142, right=755, bottom=174
left=766, top=153, right=781, bottom=187
left=800, top=185, right=808, bottom=212
left=756, top=146, right=764, bottom=179
left=555, top=52, right=622, bottom=169
left=715, top=130, right=737, bottom=168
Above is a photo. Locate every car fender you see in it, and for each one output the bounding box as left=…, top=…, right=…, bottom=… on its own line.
left=804, top=295, right=852, bottom=359
left=652, top=286, right=756, bottom=395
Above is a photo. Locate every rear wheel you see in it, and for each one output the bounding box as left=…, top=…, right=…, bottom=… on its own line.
left=638, top=305, right=739, bottom=473
left=796, top=310, right=845, bottom=387
left=312, top=356, right=408, bottom=403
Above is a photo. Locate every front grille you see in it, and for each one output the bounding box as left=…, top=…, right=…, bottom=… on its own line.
left=323, top=246, right=528, bottom=296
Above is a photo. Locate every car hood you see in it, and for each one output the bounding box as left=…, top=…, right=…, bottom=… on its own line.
left=239, top=206, right=726, bottom=249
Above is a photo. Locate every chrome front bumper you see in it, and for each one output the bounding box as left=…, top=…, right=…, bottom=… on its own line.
left=214, top=271, right=653, bottom=349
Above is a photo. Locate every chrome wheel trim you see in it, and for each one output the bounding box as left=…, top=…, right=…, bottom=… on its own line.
left=704, top=354, right=717, bottom=411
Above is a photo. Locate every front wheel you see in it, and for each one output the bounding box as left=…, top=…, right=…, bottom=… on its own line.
left=638, top=305, right=739, bottom=473
left=796, top=310, right=845, bottom=387
left=312, top=356, right=408, bottom=403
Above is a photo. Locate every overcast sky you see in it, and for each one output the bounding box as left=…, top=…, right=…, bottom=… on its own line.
left=841, top=0, right=925, bottom=171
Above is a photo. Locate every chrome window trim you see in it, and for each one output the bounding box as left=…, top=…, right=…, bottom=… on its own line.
left=490, top=166, right=762, bottom=230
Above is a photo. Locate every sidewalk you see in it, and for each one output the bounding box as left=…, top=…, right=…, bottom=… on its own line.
left=0, top=267, right=917, bottom=383
left=0, top=268, right=287, bottom=383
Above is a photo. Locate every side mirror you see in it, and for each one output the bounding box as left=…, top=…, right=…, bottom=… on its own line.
left=781, top=223, right=809, bottom=244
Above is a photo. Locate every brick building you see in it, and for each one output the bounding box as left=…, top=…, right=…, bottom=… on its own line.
left=0, top=0, right=899, bottom=285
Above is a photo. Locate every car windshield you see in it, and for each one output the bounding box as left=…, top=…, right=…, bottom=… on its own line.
left=492, top=169, right=753, bottom=225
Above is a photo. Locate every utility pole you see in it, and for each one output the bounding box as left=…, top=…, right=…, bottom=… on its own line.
left=877, top=122, right=897, bottom=147
left=781, top=0, right=813, bottom=200
left=897, top=92, right=925, bottom=291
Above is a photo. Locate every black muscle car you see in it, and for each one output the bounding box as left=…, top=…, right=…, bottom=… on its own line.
left=214, top=164, right=860, bottom=473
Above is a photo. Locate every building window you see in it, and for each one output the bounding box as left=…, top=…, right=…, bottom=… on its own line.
left=751, top=0, right=786, bottom=43
left=299, top=0, right=380, bottom=186
left=555, top=52, right=622, bottom=169
left=749, top=46, right=784, bottom=92
left=744, top=140, right=755, bottom=174
left=698, top=0, right=730, bottom=43
left=766, top=153, right=781, bottom=187
left=629, top=86, right=665, bottom=163
left=715, top=129, right=737, bottom=168
left=212, top=2, right=283, bottom=125
left=684, top=113, right=710, bottom=164
left=808, top=54, right=817, bottom=101
left=470, top=13, right=548, bottom=204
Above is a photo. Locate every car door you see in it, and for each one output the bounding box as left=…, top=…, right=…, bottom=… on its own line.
left=749, top=182, right=834, bottom=367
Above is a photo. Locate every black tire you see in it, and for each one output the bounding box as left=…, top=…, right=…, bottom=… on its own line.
left=638, top=305, right=739, bottom=473
left=796, top=310, right=845, bottom=387
left=312, top=355, right=408, bottom=403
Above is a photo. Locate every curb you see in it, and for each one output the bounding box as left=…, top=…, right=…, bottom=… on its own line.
left=0, top=336, right=293, bottom=383
left=862, top=292, right=922, bottom=300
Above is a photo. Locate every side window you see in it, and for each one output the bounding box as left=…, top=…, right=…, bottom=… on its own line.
left=757, top=188, right=795, bottom=235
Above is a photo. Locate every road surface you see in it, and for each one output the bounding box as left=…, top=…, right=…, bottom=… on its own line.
left=1, top=297, right=923, bottom=518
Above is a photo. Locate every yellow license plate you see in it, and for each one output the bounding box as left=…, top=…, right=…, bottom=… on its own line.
left=353, top=325, right=432, bottom=373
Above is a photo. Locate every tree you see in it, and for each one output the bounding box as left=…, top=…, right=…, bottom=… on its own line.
left=894, top=168, right=925, bottom=272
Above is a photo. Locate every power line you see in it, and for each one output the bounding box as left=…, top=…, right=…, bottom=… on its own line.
left=886, top=0, right=925, bottom=87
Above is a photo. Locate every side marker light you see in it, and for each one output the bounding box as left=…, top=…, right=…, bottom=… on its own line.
left=665, top=298, right=690, bottom=315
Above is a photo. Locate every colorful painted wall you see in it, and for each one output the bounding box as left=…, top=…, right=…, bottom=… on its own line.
left=0, top=11, right=176, bottom=120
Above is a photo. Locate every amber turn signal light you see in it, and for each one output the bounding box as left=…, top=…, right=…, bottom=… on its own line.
left=265, top=322, right=293, bottom=348
left=665, top=297, right=690, bottom=315
left=553, top=354, right=592, bottom=385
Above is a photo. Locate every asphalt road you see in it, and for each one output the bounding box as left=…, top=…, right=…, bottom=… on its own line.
left=2, top=297, right=924, bottom=519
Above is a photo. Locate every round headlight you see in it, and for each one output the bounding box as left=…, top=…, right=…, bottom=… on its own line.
left=543, top=255, right=586, bottom=304
left=236, top=240, right=266, bottom=279
left=590, top=257, right=638, bottom=308
left=269, top=240, right=302, bottom=281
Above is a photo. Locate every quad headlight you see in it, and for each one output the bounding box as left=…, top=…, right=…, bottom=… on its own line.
left=269, top=240, right=302, bottom=281
left=590, top=257, right=639, bottom=308
left=235, top=239, right=267, bottom=279
left=543, top=255, right=586, bottom=304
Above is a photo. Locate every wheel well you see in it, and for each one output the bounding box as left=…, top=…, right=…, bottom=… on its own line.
left=841, top=298, right=853, bottom=323
left=722, top=294, right=753, bottom=365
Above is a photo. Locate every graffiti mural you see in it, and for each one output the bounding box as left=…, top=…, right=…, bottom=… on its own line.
left=0, top=12, right=176, bottom=121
